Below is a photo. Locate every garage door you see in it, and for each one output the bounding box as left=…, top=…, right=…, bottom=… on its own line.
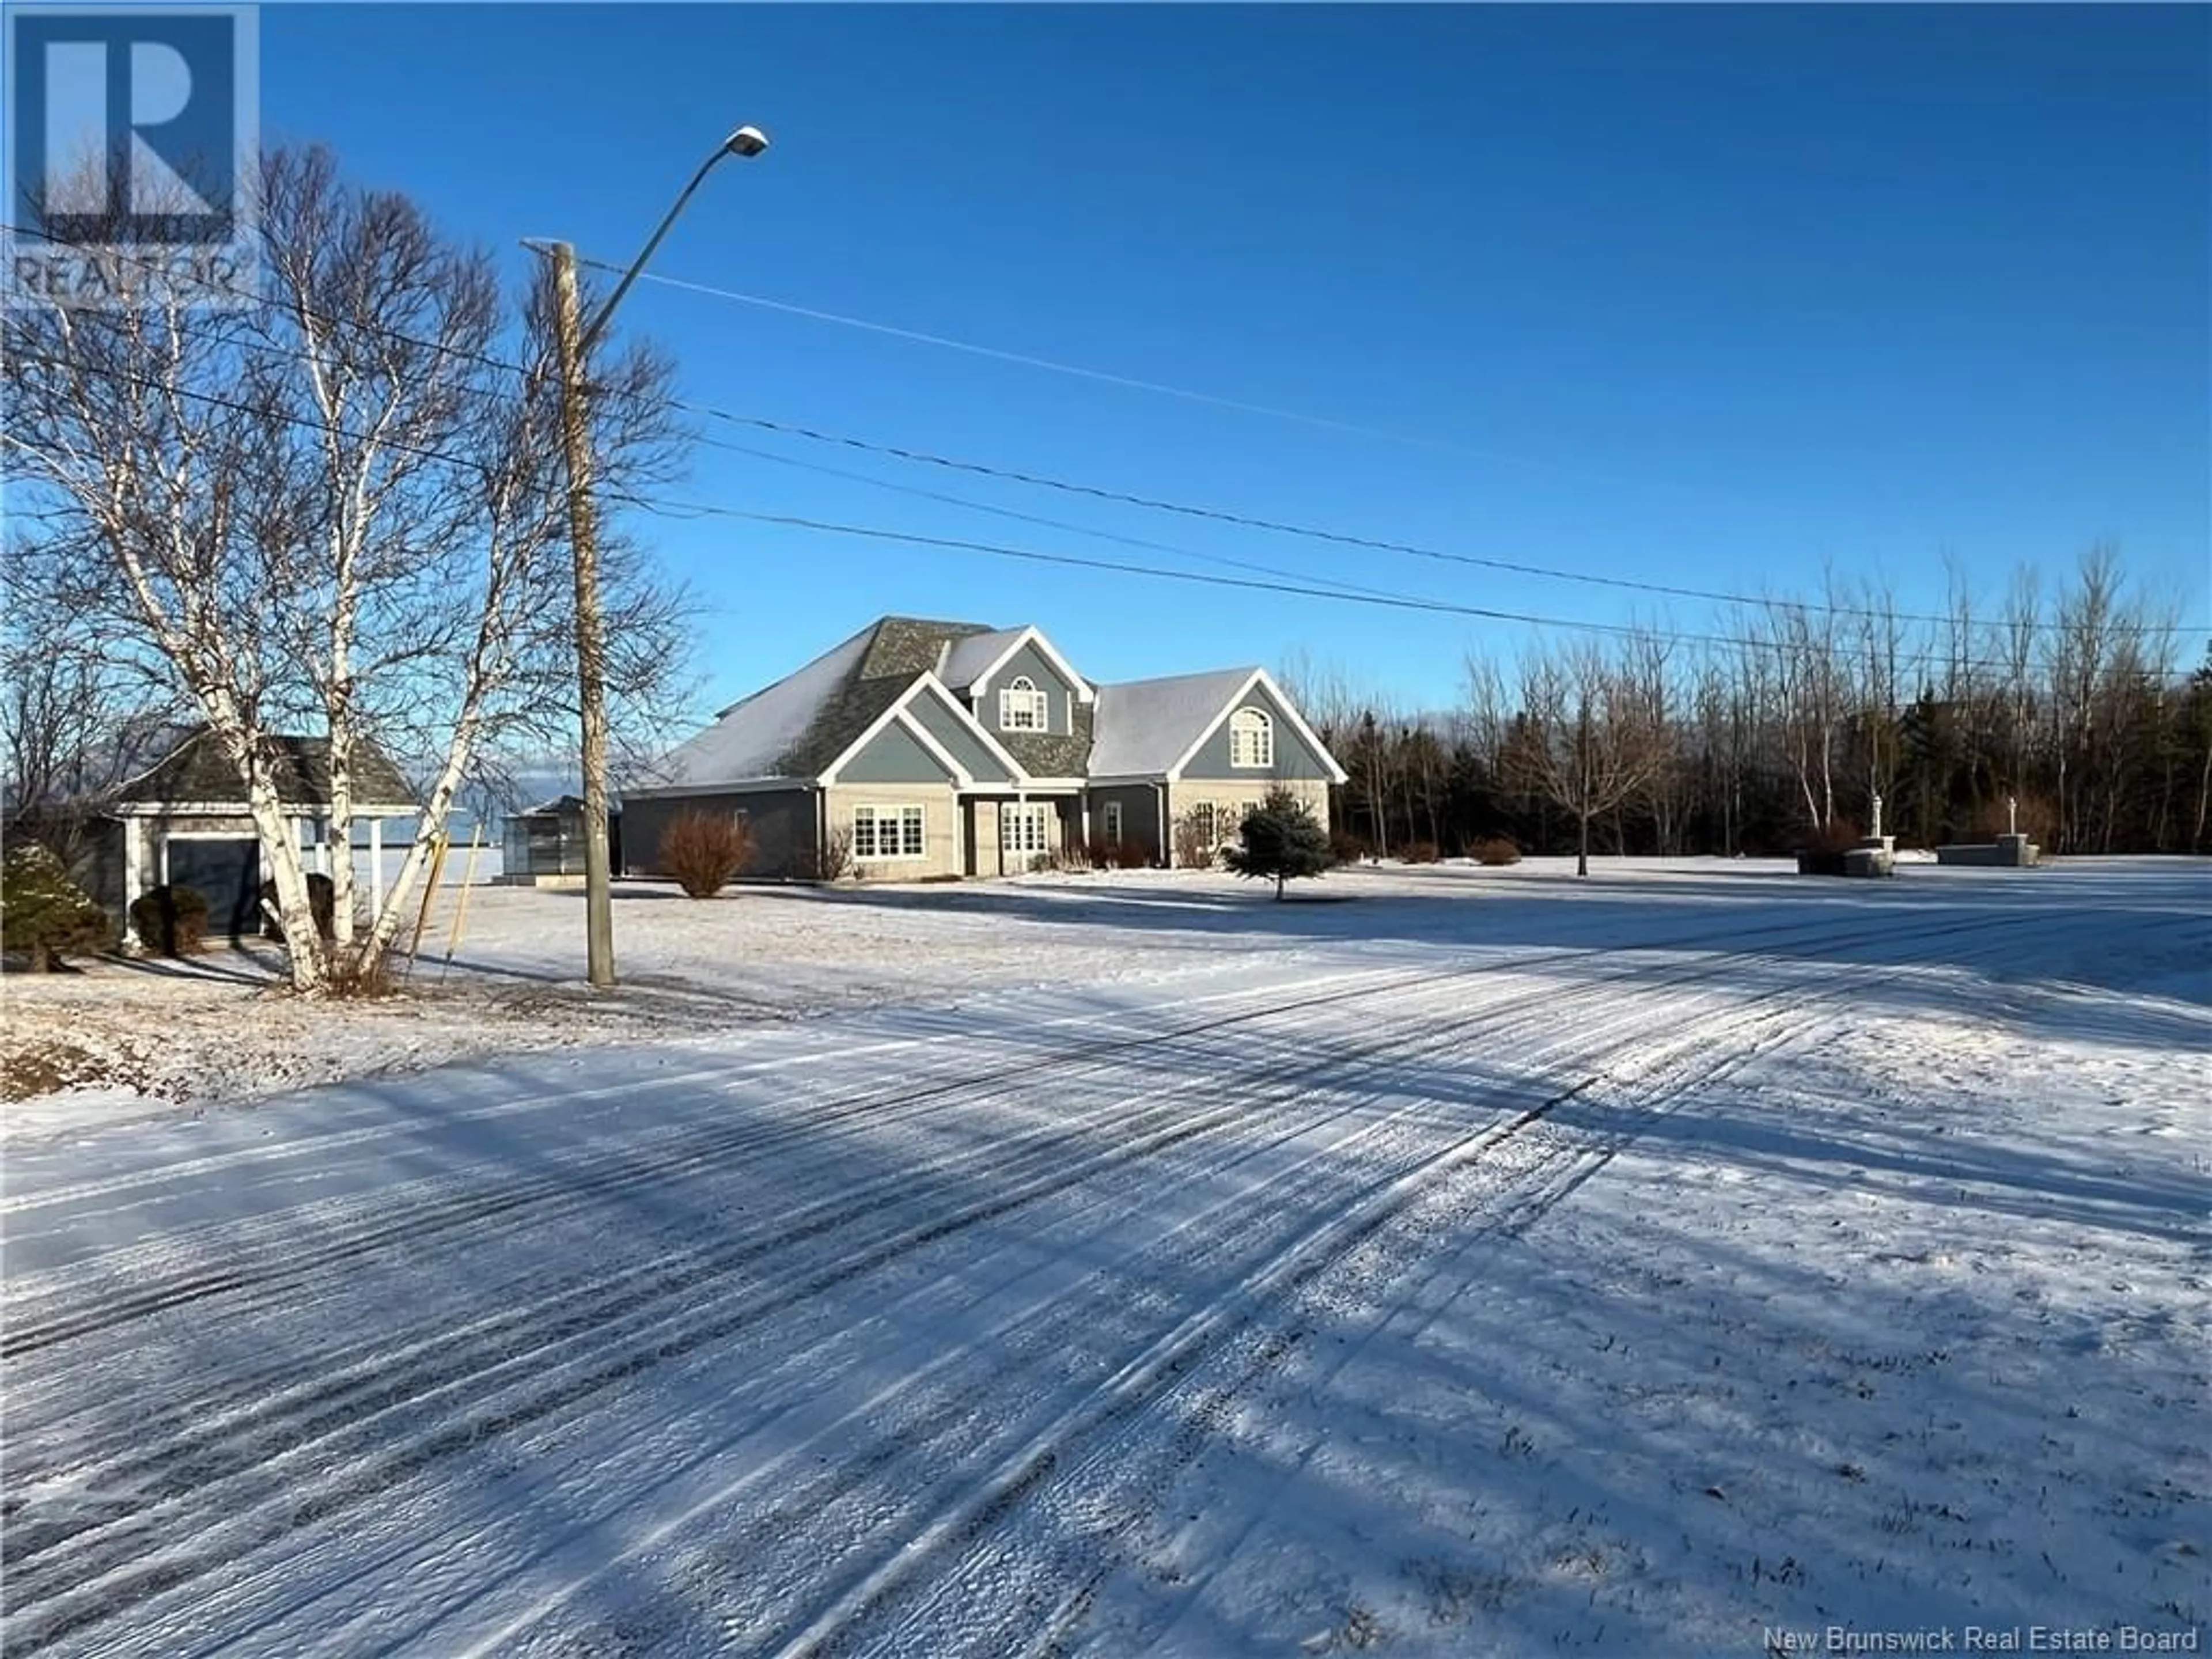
left=164, top=838, right=260, bottom=937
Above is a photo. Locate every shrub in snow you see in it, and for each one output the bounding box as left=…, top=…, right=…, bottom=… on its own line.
left=1795, top=817, right=1864, bottom=877
left=1328, top=830, right=1369, bottom=867
left=1471, top=835, right=1522, bottom=866
left=1400, top=840, right=1441, bottom=865
left=0, top=844, right=114, bottom=971
left=802, top=826, right=854, bottom=883
left=260, top=872, right=336, bottom=941
left=660, top=809, right=755, bottom=899
left=1171, top=809, right=1219, bottom=871
left=1221, top=787, right=1333, bottom=900
left=129, top=883, right=210, bottom=956
left=1085, top=835, right=1147, bottom=870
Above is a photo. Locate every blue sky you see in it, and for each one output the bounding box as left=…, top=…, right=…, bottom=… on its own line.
left=262, top=3, right=2209, bottom=714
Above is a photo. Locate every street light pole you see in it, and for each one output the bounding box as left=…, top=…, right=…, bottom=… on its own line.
left=539, top=124, right=768, bottom=989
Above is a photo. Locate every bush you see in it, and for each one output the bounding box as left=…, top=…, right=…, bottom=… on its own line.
left=130, top=884, right=210, bottom=956
left=324, top=945, right=402, bottom=999
left=1800, top=817, right=1863, bottom=854
left=260, top=872, right=337, bottom=941
left=1400, top=840, right=1441, bottom=865
left=1470, top=835, right=1522, bottom=866
left=1792, top=818, right=1864, bottom=876
left=1221, top=787, right=1334, bottom=899
left=1329, top=830, right=1369, bottom=868
left=660, top=809, right=755, bottom=899
left=1085, top=835, right=1147, bottom=870
left=1171, top=809, right=1218, bottom=870
left=0, top=844, right=113, bottom=971
left=803, top=825, right=854, bottom=883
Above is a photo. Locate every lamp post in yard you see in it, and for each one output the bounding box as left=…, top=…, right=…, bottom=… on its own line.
left=540, top=124, right=769, bottom=988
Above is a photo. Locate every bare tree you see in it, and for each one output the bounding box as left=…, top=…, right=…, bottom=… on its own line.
left=1, top=146, right=692, bottom=990
left=0, top=555, right=186, bottom=865
left=1508, top=637, right=1671, bottom=877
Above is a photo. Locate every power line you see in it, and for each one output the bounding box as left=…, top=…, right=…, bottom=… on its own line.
left=12, top=342, right=2088, bottom=679
left=16, top=342, right=2209, bottom=684
left=610, top=488, right=2176, bottom=683
left=585, top=262, right=1612, bottom=480
left=8, top=219, right=2205, bottom=645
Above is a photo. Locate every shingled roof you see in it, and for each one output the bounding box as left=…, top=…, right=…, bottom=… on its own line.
left=646, top=617, right=998, bottom=790
left=638, top=616, right=1342, bottom=793
left=113, top=728, right=418, bottom=810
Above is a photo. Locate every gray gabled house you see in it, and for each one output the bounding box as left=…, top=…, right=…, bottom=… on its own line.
left=619, top=616, right=1347, bottom=881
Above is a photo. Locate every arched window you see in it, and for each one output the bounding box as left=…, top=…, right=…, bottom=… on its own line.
left=999, top=675, right=1048, bottom=732
left=1229, top=706, right=1274, bottom=769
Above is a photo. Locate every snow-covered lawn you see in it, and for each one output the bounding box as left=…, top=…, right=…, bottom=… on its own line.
left=2, top=858, right=2206, bottom=1656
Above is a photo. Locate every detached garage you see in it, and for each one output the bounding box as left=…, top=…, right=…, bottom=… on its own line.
left=93, top=728, right=419, bottom=945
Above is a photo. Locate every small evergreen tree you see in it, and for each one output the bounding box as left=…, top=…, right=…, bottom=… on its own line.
left=0, top=843, right=113, bottom=971
left=1220, top=787, right=1333, bottom=899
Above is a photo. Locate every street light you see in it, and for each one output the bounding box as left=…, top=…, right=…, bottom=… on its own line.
left=581, top=126, right=771, bottom=352
left=544, top=122, right=770, bottom=988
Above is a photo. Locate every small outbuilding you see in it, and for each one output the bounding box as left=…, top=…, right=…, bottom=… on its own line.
left=498, top=794, right=621, bottom=887
left=79, top=727, right=418, bottom=942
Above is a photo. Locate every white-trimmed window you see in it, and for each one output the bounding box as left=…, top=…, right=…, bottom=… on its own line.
left=1229, top=707, right=1274, bottom=769
left=999, top=675, right=1048, bottom=732
left=1213, top=801, right=1247, bottom=847
left=853, top=804, right=925, bottom=859
left=1101, top=800, right=1123, bottom=842
left=1001, top=802, right=1051, bottom=857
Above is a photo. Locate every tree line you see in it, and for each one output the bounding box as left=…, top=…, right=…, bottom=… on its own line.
left=1286, top=549, right=2212, bottom=866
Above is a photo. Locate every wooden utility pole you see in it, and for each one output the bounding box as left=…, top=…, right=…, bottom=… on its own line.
left=547, top=241, right=617, bottom=988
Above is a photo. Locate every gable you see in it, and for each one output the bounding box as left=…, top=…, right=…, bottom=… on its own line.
left=908, top=691, right=1020, bottom=786
left=639, top=618, right=997, bottom=793
left=974, top=639, right=1083, bottom=740
left=1176, top=676, right=1342, bottom=783
left=1087, top=669, right=1255, bottom=779
left=836, top=718, right=960, bottom=785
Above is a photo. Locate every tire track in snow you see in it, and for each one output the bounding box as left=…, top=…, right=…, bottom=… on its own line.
left=0, top=965, right=1430, bottom=1357
left=452, top=916, right=2016, bottom=1657
left=766, top=997, right=1807, bottom=1658
left=1, top=907, right=2020, bottom=1656
left=753, top=909, right=2057, bottom=1659
left=174, top=967, right=1713, bottom=1659
left=1000, top=912, right=2066, bottom=1659
left=1, top=907, right=1859, bottom=1428
left=2, top=961, right=1595, bottom=1649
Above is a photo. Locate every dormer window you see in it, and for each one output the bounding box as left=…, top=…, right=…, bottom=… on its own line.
left=1229, top=707, right=1274, bottom=768
left=1000, top=676, right=1048, bottom=732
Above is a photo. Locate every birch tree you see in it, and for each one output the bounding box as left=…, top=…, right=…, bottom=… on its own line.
left=2, top=145, right=691, bottom=990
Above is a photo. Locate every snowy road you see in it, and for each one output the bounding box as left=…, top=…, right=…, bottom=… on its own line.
left=3, top=865, right=2206, bottom=1656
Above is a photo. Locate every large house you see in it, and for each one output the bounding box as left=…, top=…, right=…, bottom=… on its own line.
left=620, top=616, right=1347, bottom=881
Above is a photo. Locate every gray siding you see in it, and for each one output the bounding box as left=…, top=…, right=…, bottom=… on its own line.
left=1085, top=783, right=1164, bottom=864
left=838, top=718, right=957, bottom=785
left=908, top=693, right=1017, bottom=785
left=976, top=639, right=1079, bottom=740
left=623, top=788, right=819, bottom=880
left=1178, top=679, right=1336, bottom=782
